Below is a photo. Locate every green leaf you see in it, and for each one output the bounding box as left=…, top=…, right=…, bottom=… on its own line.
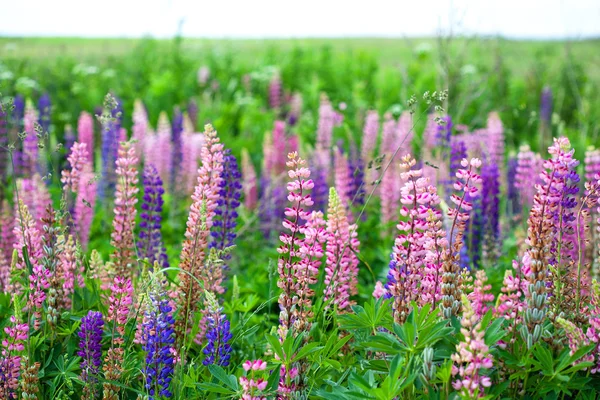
left=292, top=342, right=323, bottom=362
left=208, top=364, right=238, bottom=391
left=266, top=334, right=285, bottom=361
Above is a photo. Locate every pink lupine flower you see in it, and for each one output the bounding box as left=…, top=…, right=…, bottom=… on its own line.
left=241, top=149, right=258, bottom=210
left=373, top=281, right=386, bottom=299
left=131, top=100, right=148, bottom=158
left=110, top=141, right=139, bottom=279
left=77, top=111, right=94, bottom=159
left=22, top=104, right=39, bottom=176
left=240, top=359, right=269, bottom=400
left=422, top=114, right=440, bottom=187
left=334, top=147, right=353, bottom=211
left=0, top=201, right=15, bottom=289
left=15, top=175, right=52, bottom=232
left=0, top=314, right=29, bottom=397
left=75, top=171, right=97, bottom=250
left=468, top=270, right=495, bottom=318
left=106, top=276, right=133, bottom=341
left=486, top=112, right=504, bottom=168
left=57, top=235, right=82, bottom=309
left=451, top=295, right=494, bottom=399
left=361, top=110, right=379, bottom=186
left=145, top=112, right=173, bottom=185
left=323, top=187, right=360, bottom=312
left=269, top=73, right=282, bottom=109
left=515, top=145, right=543, bottom=208
left=316, top=96, right=334, bottom=153
left=179, top=132, right=204, bottom=195
left=176, top=124, right=224, bottom=343
left=62, top=142, right=90, bottom=193
left=380, top=113, right=400, bottom=226
left=277, top=152, right=320, bottom=340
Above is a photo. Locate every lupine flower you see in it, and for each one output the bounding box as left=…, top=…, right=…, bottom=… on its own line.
left=75, top=171, right=97, bottom=250
left=210, top=149, right=242, bottom=271
left=287, top=92, right=302, bottom=126
left=361, top=110, right=379, bottom=162
left=277, top=152, right=322, bottom=339
left=170, top=107, right=184, bottom=191
left=131, top=100, right=148, bottom=157
left=187, top=99, right=198, bottom=130
left=98, top=111, right=119, bottom=203
left=380, top=113, right=400, bottom=226
left=515, top=145, right=542, bottom=209
left=269, top=73, right=282, bottom=110
left=317, top=95, right=334, bottom=154
left=506, top=157, right=519, bottom=216
left=103, top=276, right=133, bottom=400
left=451, top=294, right=493, bottom=399
left=540, top=86, right=553, bottom=128
left=441, top=158, right=482, bottom=318
left=57, top=234, right=83, bottom=310
left=240, top=360, right=268, bottom=400
left=323, top=187, right=360, bottom=312
left=447, top=138, right=467, bottom=201
left=14, top=200, right=50, bottom=329
left=179, top=131, right=204, bottom=195
left=0, top=102, right=8, bottom=183
left=486, top=112, right=504, bottom=169
left=78, top=311, right=104, bottom=400
left=176, top=124, right=224, bottom=343
left=0, top=314, right=29, bottom=398
left=22, top=103, right=39, bottom=177
left=334, top=146, right=352, bottom=211
left=521, top=137, right=578, bottom=348
left=481, top=161, right=500, bottom=262
left=37, top=93, right=51, bottom=134
left=372, top=281, right=386, bottom=299
left=436, top=115, right=452, bottom=149
left=468, top=270, right=494, bottom=318
left=61, top=142, right=89, bottom=193
left=138, top=165, right=169, bottom=270
left=110, top=141, right=139, bottom=279
left=347, top=144, right=366, bottom=209
left=271, top=121, right=288, bottom=176
left=77, top=111, right=94, bottom=159
left=585, top=148, right=600, bottom=273
left=202, top=292, right=233, bottom=367
left=241, top=149, right=258, bottom=211
left=142, top=290, right=176, bottom=399
left=15, top=174, right=52, bottom=233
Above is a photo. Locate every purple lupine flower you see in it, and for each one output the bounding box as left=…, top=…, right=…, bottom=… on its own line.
left=506, top=157, right=519, bottom=215
left=464, top=194, right=483, bottom=269
left=540, top=86, right=553, bottom=127
left=210, top=150, right=242, bottom=270
left=187, top=99, right=198, bottom=131
left=347, top=144, right=365, bottom=208
left=77, top=311, right=104, bottom=393
left=64, top=125, right=76, bottom=156
left=202, top=305, right=233, bottom=367
left=37, top=93, right=51, bottom=134
left=143, top=292, right=176, bottom=399
left=12, top=95, right=24, bottom=131
left=98, top=103, right=120, bottom=202
left=138, top=165, right=169, bottom=270
left=310, top=163, right=329, bottom=212
left=436, top=115, right=452, bottom=148
left=258, top=176, right=287, bottom=238
left=481, top=162, right=500, bottom=261
left=170, top=107, right=183, bottom=191
left=447, top=138, right=467, bottom=201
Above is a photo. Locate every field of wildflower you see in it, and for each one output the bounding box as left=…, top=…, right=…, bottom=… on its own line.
left=0, top=36, right=600, bottom=399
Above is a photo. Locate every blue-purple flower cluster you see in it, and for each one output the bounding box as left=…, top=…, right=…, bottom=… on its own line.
left=202, top=308, right=233, bottom=367
left=77, top=311, right=104, bottom=384
left=481, top=162, right=501, bottom=250
left=210, top=149, right=242, bottom=268
left=143, top=293, right=176, bottom=399
left=170, top=108, right=183, bottom=191
left=38, top=93, right=51, bottom=134
left=138, top=164, right=169, bottom=270
left=348, top=146, right=365, bottom=208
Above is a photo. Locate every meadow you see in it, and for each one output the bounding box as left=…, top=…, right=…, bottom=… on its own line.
left=0, top=35, right=599, bottom=399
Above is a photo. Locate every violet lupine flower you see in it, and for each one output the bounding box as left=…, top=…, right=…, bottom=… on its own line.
left=540, top=86, right=553, bottom=127
left=323, top=187, right=360, bottom=313
left=0, top=315, right=29, bottom=398
left=138, top=165, right=169, bottom=270
left=187, top=99, right=198, bottom=131
left=241, top=149, right=258, bottom=211
left=37, top=93, right=51, bottom=134
left=436, top=115, right=452, bottom=148
left=451, top=295, right=493, bottom=398
left=259, top=177, right=287, bottom=237
left=202, top=293, right=233, bottom=367
left=77, top=112, right=94, bottom=159
left=111, top=141, right=139, bottom=280
left=77, top=311, right=104, bottom=399
left=170, top=108, right=184, bottom=191
left=142, top=292, right=176, bottom=399
left=210, top=150, right=242, bottom=271
left=481, top=161, right=500, bottom=261
left=515, top=145, right=542, bottom=209
left=347, top=144, right=365, bottom=208
left=522, top=137, right=578, bottom=348
left=506, top=157, right=519, bottom=215
left=464, top=194, right=483, bottom=269
left=269, top=74, right=282, bottom=110
left=309, top=165, right=329, bottom=212
left=98, top=115, right=119, bottom=202
left=12, top=95, right=24, bottom=129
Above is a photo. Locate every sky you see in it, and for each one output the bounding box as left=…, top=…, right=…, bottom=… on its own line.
left=1, top=0, right=599, bottom=39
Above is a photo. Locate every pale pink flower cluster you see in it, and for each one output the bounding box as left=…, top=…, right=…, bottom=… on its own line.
left=241, top=149, right=258, bottom=210
left=77, top=111, right=94, bottom=158
left=240, top=359, right=268, bottom=400
left=15, top=175, right=52, bottom=232
left=57, top=235, right=84, bottom=309
left=448, top=158, right=483, bottom=222
left=107, top=276, right=133, bottom=342
left=486, top=111, right=505, bottom=168
left=451, top=295, right=493, bottom=398
left=468, top=270, right=495, bottom=318
left=131, top=100, right=148, bottom=158
left=145, top=112, right=173, bottom=185
left=179, top=131, right=204, bottom=194
left=334, top=147, right=353, bottom=210
left=361, top=110, right=379, bottom=162
left=515, top=145, right=543, bottom=208
left=61, top=142, right=90, bottom=193
left=372, top=281, right=386, bottom=299
left=75, top=171, right=97, bottom=250
left=380, top=113, right=401, bottom=225
left=323, top=188, right=360, bottom=312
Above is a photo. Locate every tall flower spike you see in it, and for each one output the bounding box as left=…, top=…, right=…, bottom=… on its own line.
left=110, top=141, right=139, bottom=279
left=361, top=110, right=379, bottom=162
left=241, top=148, right=258, bottom=211
left=515, top=145, right=542, bottom=209
left=142, top=288, right=176, bottom=399
left=269, top=73, right=282, bottom=110
left=380, top=113, right=401, bottom=226
left=75, top=172, right=97, bottom=250
left=277, top=151, right=316, bottom=339
left=334, top=146, right=352, bottom=211
left=78, top=310, right=104, bottom=400
left=451, top=294, right=493, bottom=399
left=481, top=161, right=500, bottom=263
left=440, top=158, right=482, bottom=319
left=138, top=165, right=169, bottom=270
left=176, top=124, right=224, bottom=343
left=202, top=291, right=233, bottom=367
left=21, top=103, right=39, bottom=177
left=486, top=112, right=504, bottom=169
left=170, top=107, right=184, bottom=191
left=77, top=111, right=94, bottom=160
left=323, top=187, right=360, bottom=313
left=56, top=234, right=82, bottom=310
left=0, top=312, right=29, bottom=398
left=0, top=101, right=8, bottom=185
left=98, top=105, right=119, bottom=203
left=210, top=149, right=242, bottom=271
left=61, top=142, right=89, bottom=193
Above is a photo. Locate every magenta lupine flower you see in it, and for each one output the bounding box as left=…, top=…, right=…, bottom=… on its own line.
left=241, top=149, right=258, bottom=211
left=380, top=113, right=400, bottom=226
left=515, top=145, right=543, bottom=209
left=21, top=104, right=39, bottom=177
left=0, top=102, right=8, bottom=184
left=585, top=147, right=600, bottom=186
left=323, top=187, right=360, bottom=312
left=239, top=360, right=268, bottom=400
left=361, top=110, right=379, bottom=162
left=58, top=235, right=83, bottom=310
left=277, top=151, right=320, bottom=339
left=61, top=142, right=89, bottom=193
left=494, top=266, right=527, bottom=347
left=110, top=141, right=139, bottom=279
left=13, top=201, right=50, bottom=329
left=468, top=270, right=495, bottom=319
left=75, top=171, right=97, bottom=250
left=334, top=146, right=353, bottom=211
left=269, top=73, right=282, bottom=110
left=0, top=315, right=29, bottom=398
left=106, top=276, right=133, bottom=341
left=77, top=111, right=94, bottom=160
left=451, top=295, right=493, bottom=398
left=132, top=100, right=148, bottom=158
